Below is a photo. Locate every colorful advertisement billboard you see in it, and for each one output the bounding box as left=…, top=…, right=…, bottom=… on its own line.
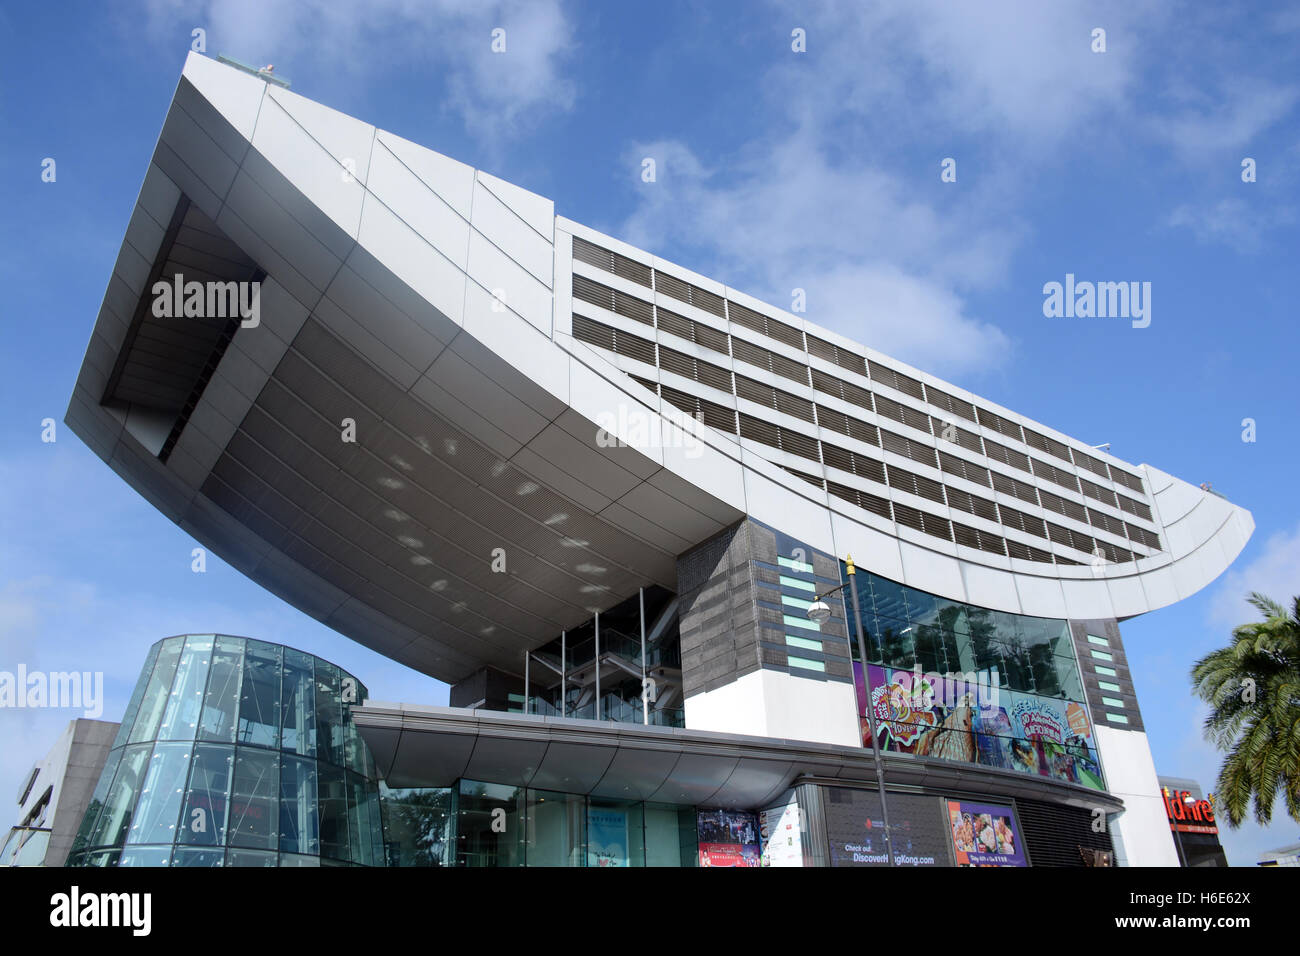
left=697, top=809, right=760, bottom=867
left=854, top=663, right=1104, bottom=790
left=946, top=800, right=1026, bottom=866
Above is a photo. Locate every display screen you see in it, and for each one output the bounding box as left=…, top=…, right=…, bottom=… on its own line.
left=697, top=809, right=761, bottom=867
left=824, top=788, right=950, bottom=867
left=946, top=800, right=1026, bottom=866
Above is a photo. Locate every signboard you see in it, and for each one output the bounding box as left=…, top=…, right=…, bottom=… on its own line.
left=1162, top=788, right=1218, bottom=835
left=587, top=809, right=629, bottom=866
left=759, top=799, right=803, bottom=867
left=855, top=663, right=1104, bottom=791
left=824, top=788, right=950, bottom=867
left=697, top=809, right=760, bottom=867
left=945, top=800, right=1026, bottom=867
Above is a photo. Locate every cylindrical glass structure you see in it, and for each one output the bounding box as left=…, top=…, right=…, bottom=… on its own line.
left=67, top=635, right=382, bottom=867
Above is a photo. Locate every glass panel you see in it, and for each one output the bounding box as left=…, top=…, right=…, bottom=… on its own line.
left=524, top=790, right=584, bottom=867
left=86, top=743, right=152, bottom=849
left=644, top=803, right=694, bottom=867
left=343, top=709, right=369, bottom=777
left=318, top=763, right=350, bottom=863
left=237, top=640, right=282, bottom=747
left=112, top=641, right=160, bottom=750
left=279, top=853, right=321, bottom=867
left=226, top=848, right=278, bottom=867
left=456, top=780, right=523, bottom=867
left=128, top=638, right=183, bottom=743
left=178, top=744, right=233, bottom=846
left=279, top=755, right=319, bottom=856
left=117, top=845, right=172, bottom=867
left=158, top=635, right=214, bottom=741
left=876, top=616, right=915, bottom=670
left=378, top=785, right=451, bottom=867
left=913, top=623, right=946, bottom=673
left=344, top=770, right=374, bottom=866
left=280, top=649, right=316, bottom=757
left=70, top=849, right=122, bottom=868
left=228, top=747, right=279, bottom=850
left=171, top=847, right=224, bottom=867
left=126, top=742, right=191, bottom=845
left=314, top=661, right=344, bottom=767
left=70, top=747, right=124, bottom=854
left=867, top=576, right=909, bottom=627
left=1029, top=645, right=1063, bottom=697
left=198, top=636, right=244, bottom=742
left=586, top=800, right=643, bottom=867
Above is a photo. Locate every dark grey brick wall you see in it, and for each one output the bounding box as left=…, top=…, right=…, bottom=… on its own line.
left=678, top=518, right=852, bottom=697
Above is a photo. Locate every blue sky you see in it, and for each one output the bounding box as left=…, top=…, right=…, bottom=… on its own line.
left=2, top=0, right=1298, bottom=865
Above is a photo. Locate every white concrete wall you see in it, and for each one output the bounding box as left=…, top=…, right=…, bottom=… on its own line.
left=684, top=669, right=860, bottom=746
left=1094, top=725, right=1179, bottom=866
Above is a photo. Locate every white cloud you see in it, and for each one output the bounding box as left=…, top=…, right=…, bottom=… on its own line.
left=1167, top=198, right=1296, bottom=253
left=1208, top=519, right=1300, bottom=629
left=1152, top=78, right=1300, bottom=161
left=618, top=135, right=1017, bottom=377
left=137, top=0, right=575, bottom=144
left=783, top=0, right=1141, bottom=148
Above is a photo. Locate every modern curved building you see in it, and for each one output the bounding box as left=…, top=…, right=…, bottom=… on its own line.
left=66, top=635, right=382, bottom=867
left=65, top=53, right=1253, bottom=866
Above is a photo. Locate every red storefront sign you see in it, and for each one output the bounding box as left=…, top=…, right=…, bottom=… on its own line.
left=1162, top=787, right=1218, bottom=835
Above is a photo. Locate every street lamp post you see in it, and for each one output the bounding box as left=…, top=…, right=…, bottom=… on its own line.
left=809, top=554, right=894, bottom=867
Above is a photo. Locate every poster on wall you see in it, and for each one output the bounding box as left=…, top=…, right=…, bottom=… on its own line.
left=587, top=809, right=629, bottom=867
left=697, top=809, right=761, bottom=867
left=1008, top=697, right=1104, bottom=790
left=946, top=800, right=1026, bottom=866
left=856, top=663, right=1105, bottom=791
left=759, top=799, right=803, bottom=867
left=866, top=664, right=987, bottom=763
left=824, top=788, right=950, bottom=867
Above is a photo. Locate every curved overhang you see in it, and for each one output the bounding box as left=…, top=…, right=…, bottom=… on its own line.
left=353, top=703, right=1123, bottom=812
left=66, top=53, right=1255, bottom=691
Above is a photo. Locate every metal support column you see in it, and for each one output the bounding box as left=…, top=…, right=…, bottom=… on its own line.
left=640, top=587, right=648, bottom=725
left=524, top=649, right=530, bottom=715
left=845, top=555, right=895, bottom=867
left=560, top=630, right=566, bottom=719
left=594, top=611, right=601, bottom=721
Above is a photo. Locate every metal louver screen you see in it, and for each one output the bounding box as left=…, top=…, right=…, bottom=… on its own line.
left=572, top=274, right=616, bottom=311
left=1015, top=799, right=1114, bottom=867
left=1110, top=467, right=1145, bottom=493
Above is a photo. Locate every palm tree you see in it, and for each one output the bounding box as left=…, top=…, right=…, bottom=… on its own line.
left=1190, top=592, right=1300, bottom=827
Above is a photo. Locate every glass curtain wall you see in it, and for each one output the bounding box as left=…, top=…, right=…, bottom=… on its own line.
left=381, top=780, right=696, bottom=867
left=842, top=568, right=1105, bottom=790
left=67, top=635, right=382, bottom=867
left=522, top=586, right=684, bottom=728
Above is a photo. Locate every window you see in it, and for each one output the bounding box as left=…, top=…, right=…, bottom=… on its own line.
left=1095, top=665, right=1118, bottom=677
left=1086, top=635, right=1109, bottom=647
left=785, top=634, right=822, bottom=651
